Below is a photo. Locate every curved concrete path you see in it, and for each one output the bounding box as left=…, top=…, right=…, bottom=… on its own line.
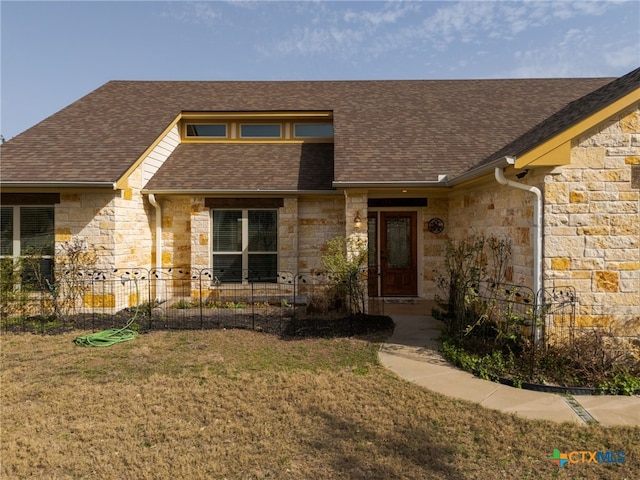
left=376, top=301, right=640, bottom=427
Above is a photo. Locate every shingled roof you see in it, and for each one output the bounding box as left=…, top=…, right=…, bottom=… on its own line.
left=144, top=143, right=334, bottom=192
left=1, top=76, right=620, bottom=188
left=476, top=66, right=640, bottom=169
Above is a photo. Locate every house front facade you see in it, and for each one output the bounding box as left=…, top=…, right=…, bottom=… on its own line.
left=2, top=69, right=639, bottom=334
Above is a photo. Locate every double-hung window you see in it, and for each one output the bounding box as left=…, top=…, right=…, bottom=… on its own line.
left=211, top=209, right=277, bottom=283
left=1, top=206, right=55, bottom=287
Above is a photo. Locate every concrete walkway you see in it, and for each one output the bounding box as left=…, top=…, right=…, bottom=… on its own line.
left=376, top=301, right=640, bottom=427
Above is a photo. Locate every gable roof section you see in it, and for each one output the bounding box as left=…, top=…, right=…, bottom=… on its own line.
left=0, top=77, right=616, bottom=187
left=143, top=143, right=334, bottom=192
left=476, top=67, right=640, bottom=170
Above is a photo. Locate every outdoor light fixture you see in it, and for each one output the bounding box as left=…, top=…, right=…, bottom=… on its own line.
left=354, top=211, right=362, bottom=228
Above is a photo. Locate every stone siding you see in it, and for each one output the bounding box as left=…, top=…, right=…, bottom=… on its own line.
left=55, top=191, right=118, bottom=270
left=545, top=104, right=640, bottom=334
left=156, top=194, right=345, bottom=277
left=447, top=175, right=538, bottom=290
left=297, top=196, right=345, bottom=272
left=422, top=196, right=449, bottom=299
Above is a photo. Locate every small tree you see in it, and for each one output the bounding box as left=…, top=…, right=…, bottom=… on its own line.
left=321, top=236, right=368, bottom=314
left=19, top=239, right=98, bottom=319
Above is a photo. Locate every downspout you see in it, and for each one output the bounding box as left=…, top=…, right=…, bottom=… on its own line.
left=494, top=158, right=543, bottom=341
left=148, top=194, right=163, bottom=290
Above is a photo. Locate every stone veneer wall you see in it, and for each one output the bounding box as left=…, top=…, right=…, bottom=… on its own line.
left=112, top=167, right=154, bottom=269
left=447, top=174, right=539, bottom=291
left=54, top=154, right=158, bottom=309
left=297, top=195, right=345, bottom=272
left=158, top=194, right=345, bottom=278
left=55, top=190, right=119, bottom=270
left=422, top=197, right=449, bottom=300
left=55, top=172, right=153, bottom=272
left=544, top=105, right=640, bottom=334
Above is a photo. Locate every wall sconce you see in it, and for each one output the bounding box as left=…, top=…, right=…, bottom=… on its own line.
left=354, top=211, right=362, bottom=229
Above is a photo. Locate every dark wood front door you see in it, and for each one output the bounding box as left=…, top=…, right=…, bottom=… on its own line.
left=380, top=212, right=417, bottom=296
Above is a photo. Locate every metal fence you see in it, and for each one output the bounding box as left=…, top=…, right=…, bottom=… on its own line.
left=461, top=281, right=578, bottom=344
left=1, top=267, right=387, bottom=336
left=446, top=281, right=578, bottom=380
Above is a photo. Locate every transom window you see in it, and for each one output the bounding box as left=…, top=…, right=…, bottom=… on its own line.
left=1, top=206, right=55, bottom=287
left=185, top=124, right=227, bottom=138
left=211, top=209, right=277, bottom=283
left=180, top=113, right=333, bottom=143
left=294, top=123, right=334, bottom=138
left=240, top=124, right=281, bottom=138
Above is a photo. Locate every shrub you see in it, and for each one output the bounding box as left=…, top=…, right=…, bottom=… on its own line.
left=321, top=236, right=368, bottom=314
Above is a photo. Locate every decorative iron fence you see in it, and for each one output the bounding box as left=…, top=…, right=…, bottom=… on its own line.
left=0, top=267, right=387, bottom=336
left=445, top=281, right=578, bottom=380
left=449, top=281, right=577, bottom=343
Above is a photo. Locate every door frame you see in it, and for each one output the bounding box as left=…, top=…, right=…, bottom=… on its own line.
left=368, top=209, right=420, bottom=297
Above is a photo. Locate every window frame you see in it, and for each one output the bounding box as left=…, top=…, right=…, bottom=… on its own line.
left=293, top=122, right=334, bottom=139
left=210, top=208, right=278, bottom=284
left=0, top=205, right=55, bottom=288
left=179, top=112, right=334, bottom=143
left=184, top=123, right=229, bottom=139
left=239, top=123, right=282, bottom=139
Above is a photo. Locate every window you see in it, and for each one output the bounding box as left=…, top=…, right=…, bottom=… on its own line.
left=240, top=124, right=281, bottom=138
left=0, top=206, right=55, bottom=287
left=185, top=124, right=227, bottom=138
left=294, top=123, right=334, bottom=139
left=212, top=209, right=277, bottom=283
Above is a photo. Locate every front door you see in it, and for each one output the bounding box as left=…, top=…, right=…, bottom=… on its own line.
left=379, top=212, right=417, bottom=296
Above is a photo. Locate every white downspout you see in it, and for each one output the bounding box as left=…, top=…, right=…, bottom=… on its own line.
left=148, top=194, right=163, bottom=284
left=495, top=158, right=543, bottom=341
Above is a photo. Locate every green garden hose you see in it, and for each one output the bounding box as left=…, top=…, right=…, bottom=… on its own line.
left=74, top=278, right=140, bottom=347
left=73, top=323, right=138, bottom=347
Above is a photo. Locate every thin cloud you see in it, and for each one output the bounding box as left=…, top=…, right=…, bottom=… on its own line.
left=162, top=1, right=220, bottom=25
left=251, top=1, right=636, bottom=77
left=343, top=2, right=421, bottom=27
left=605, top=45, right=640, bottom=69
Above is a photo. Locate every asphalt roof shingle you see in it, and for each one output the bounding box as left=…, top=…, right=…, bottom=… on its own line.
left=144, top=143, right=334, bottom=191
left=477, top=66, right=640, bottom=168
left=1, top=75, right=628, bottom=188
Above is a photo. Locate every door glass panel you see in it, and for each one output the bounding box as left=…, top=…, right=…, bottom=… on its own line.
left=367, top=216, right=377, bottom=266
left=386, top=217, right=410, bottom=268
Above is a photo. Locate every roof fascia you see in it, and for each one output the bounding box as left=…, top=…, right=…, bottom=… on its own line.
left=141, top=189, right=340, bottom=196
left=514, top=89, right=640, bottom=169
left=444, top=156, right=513, bottom=187
left=114, top=113, right=183, bottom=190
left=181, top=111, right=333, bottom=120
left=1, top=181, right=116, bottom=189
left=333, top=179, right=448, bottom=188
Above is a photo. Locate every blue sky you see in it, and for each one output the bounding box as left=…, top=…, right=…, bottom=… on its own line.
left=2, top=0, right=639, bottom=139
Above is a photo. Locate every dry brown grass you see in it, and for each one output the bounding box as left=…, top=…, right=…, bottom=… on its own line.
left=1, top=329, right=639, bottom=479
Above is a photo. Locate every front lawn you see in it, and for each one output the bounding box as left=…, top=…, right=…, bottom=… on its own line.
left=2, top=329, right=638, bottom=479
